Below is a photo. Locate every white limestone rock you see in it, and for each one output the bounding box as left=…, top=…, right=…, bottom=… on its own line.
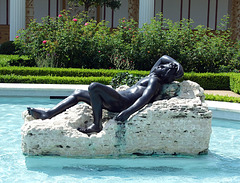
left=21, top=80, right=212, bottom=157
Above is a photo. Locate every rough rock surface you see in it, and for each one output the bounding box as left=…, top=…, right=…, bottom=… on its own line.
left=21, top=80, right=212, bottom=157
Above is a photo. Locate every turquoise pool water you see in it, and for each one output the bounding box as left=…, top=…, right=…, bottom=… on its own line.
left=0, top=97, right=240, bottom=183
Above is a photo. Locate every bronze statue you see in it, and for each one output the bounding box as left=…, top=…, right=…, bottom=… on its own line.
left=28, top=55, right=184, bottom=133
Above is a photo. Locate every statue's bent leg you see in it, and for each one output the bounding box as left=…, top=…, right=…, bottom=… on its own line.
left=28, top=89, right=90, bottom=120
left=78, top=82, right=128, bottom=134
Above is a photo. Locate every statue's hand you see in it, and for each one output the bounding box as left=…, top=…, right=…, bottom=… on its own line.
left=115, top=111, right=130, bottom=122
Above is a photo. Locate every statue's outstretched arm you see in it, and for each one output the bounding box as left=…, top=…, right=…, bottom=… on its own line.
left=115, top=77, right=160, bottom=122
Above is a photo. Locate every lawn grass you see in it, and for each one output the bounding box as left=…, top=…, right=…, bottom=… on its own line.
left=205, top=94, right=240, bottom=103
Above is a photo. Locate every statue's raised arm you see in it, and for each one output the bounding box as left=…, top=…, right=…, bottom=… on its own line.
left=150, top=55, right=184, bottom=83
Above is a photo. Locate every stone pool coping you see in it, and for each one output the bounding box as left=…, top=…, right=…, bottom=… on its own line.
left=0, top=83, right=89, bottom=97
left=206, top=100, right=240, bottom=121
left=0, top=83, right=240, bottom=121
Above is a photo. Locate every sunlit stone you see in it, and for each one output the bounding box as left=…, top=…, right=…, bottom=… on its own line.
left=21, top=80, right=212, bottom=157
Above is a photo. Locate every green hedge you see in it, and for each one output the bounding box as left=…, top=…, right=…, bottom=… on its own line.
left=0, top=74, right=112, bottom=85
left=0, top=41, right=17, bottom=55
left=0, top=66, right=149, bottom=78
left=182, top=73, right=231, bottom=90
left=230, top=73, right=240, bottom=94
left=0, top=55, right=31, bottom=67
left=205, top=94, right=240, bottom=103
left=0, top=67, right=239, bottom=94
left=183, top=72, right=240, bottom=93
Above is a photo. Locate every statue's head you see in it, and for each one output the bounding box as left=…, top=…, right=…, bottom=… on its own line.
left=150, top=55, right=184, bottom=83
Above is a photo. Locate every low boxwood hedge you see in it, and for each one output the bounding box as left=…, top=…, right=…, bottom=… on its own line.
left=0, top=67, right=149, bottom=78
left=0, top=67, right=239, bottom=95
left=182, top=73, right=231, bottom=90
left=0, top=74, right=112, bottom=85
left=110, top=72, right=235, bottom=91
left=230, top=73, right=240, bottom=94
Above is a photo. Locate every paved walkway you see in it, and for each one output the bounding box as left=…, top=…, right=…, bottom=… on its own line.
left=204, top=90, right=240, bottom=97
left=0, top=83, right=89, bottom=97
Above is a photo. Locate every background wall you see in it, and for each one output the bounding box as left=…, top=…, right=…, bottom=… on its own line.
left=0, top=0, right=8, bottom=25
left=34, top=0, right=62, bottom=22
left=101, top=0, right=128, bottom=28
left=155, top=0, right=230, bottom=30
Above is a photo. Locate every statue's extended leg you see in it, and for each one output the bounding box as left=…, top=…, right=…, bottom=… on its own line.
left=78, top=83, right=129, bottom=134
left=28, top=89, right=90, bottom=120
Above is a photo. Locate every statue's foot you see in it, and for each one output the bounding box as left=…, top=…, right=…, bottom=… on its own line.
left=27, top=107, right=51, bottom=120
left=77, top=124, right=102, bottom=134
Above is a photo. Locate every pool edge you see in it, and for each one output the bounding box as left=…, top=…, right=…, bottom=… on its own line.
left=1, top=83, right=240, bottom=120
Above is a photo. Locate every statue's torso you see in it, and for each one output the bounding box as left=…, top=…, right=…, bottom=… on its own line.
left=119, top=76, right=161, bottom=102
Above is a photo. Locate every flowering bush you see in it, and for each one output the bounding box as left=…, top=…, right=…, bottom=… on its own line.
left=15, top=11, right=114, bottom=68
left=110, top=52, right=134, bottom=70
left=127, top=14, right=240, bottom=72
left=15, top=12, right=240, bottom=72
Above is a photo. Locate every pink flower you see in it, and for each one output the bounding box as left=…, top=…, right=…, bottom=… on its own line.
left=85, top=22, right=89, bottom=26
left=122, top=20, right=125, bottom=23
left=16, top=36, right=19, bottom=39
left=58, top=14, right=62, bottom=18
left=42, top=40, right=47, bottom=44
left=129, top=28, right=131, bottom=30
left=73, top=18, right=77, bottom=22
left=124, top=27, right=126, bottom=29
left=98, top=51, right=101, bottom=53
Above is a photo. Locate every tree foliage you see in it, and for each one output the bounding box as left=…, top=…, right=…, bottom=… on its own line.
left=68, top=0, right=121, bottom=11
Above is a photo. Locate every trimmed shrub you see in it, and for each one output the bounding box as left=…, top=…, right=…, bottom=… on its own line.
left=230, top=73, right=240, bottom=94
left=205, top=94, right=240, bottom=103
left=0, top=74, right=112, bottom=85
left=182, top=73, right=230, bottom=90
left=0, top=69, right=239, bottom=94
left=0, top=55, right=32, bottom=67
left=0, top=67, right=116, bottom=77
left=0, top=66, right=149, bottom=78
left=109, top=71, right=232, bottom=90
left=0, top=41, right=17, bottom=54
left=8, top=58, right=36, bottom=67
